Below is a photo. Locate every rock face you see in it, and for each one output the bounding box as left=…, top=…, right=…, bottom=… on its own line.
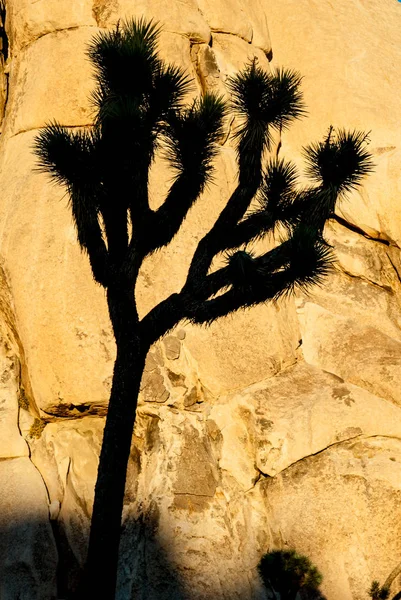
left=0, top=1, right=400, bottom=599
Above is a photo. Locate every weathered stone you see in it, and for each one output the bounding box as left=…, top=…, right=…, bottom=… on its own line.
left=184, top=299, right=300, bottom=396
left=302, top=303, right=401, bottom=408
left=0, top=132, right=114, bottom=414
left=183, top=386, right=199, bottom=408
left=173, top=426, right=218, bottom=504
left=296, top=269, right=401, bottom=344
left=324, top=220, right=400, bottom=292
left=144, top=352, right=158, bottom=372
left=167, top=369, right=186, bottom=388
left=30, top=418, right=103, bottom=591
left=141, top=368, right=170, bottom=403
left=119, top=411, right=270, bottom=599
left=197, top=0, right=253, bottom=42
left=163, top=335, right=181, bottom=360
left=209, top=401, right=259, bottom=490
left=4, top=28, right=98, bottom=138
left=0, top=272, right=29, bottom=459
left=216, top=360, right=401, bottom=483
left=6, top=0, right=95, bottom=52
left=115, top=0, right=211, bottom=43
left=212, top=32, right=270, bottom=79
left=0, top=346, right=28, bottom=458
left=262, top=437, right=401, bottom=600
left=195, top=43, right=225, bottom=97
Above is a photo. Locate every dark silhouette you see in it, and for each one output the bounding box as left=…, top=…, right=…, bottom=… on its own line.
left=34, top=18, right=373, bottom=599
left=370, top=560, right=401, bottom=600
left=258, top=549, right=326, bottom=599
left=370, top=581, right=390, bottom=600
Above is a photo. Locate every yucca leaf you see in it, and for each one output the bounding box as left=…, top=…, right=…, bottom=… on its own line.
left=34, top=123, right=99, bottom=188
left=151, top=63, right=192, bottom=116
left=88, top=18, right=161, bottom=99
left=303, top=127, right=374, bottom=194
left=272, top=228, right=334, bottom=299
left=164, top=92, right=227, bottom=180
left=228, top=62, right=306, bottom=161
left=259, top=157, right=298, bottom=209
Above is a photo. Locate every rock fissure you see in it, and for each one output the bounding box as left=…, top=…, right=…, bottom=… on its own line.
left=9, top=123, right=95, bottom=140
left=0, top=1, right=8, bottom=133
left=332, top=214, right=396, bottom=248
left=15, top=24, right=98, bottom=54
left=208, top=29, right=251, bottom=44
left=386, top=252, right=401, bottom=286
left=256, top=433, right=380, bottom=479
left=189, top=39, right=205, bottom=93
left=338, top=264, right=393, bottom=292
left=174, top=491, right=215, bottom=498
left=0, top=2, right=8, bottom=62
left=42, top=403, right=108, bottom=419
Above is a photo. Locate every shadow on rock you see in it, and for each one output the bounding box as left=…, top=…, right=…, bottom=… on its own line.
left=53, top=500, right=186, bottom=600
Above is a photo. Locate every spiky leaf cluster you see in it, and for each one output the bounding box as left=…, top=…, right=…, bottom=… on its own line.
left=89, top=19, right=189, bottom=116
left=304, top=127, right=374, bottom=194
left=164, top=93, right=226, bottom=182
left=229, top=62, right=305, bottom=173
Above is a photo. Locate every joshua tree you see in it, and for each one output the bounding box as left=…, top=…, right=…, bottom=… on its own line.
left=258, top=549, right=327, bottom=599
left=34, top=18, right=373, bottom=599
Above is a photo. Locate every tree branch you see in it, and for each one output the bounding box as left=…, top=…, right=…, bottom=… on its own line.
left=139, top=292, right=185, bottom=347
left=183, top=232, right=333, bottom=324
left=184, top=156, right=264, bottom=292
left=138, top=171, right=205, bottom=256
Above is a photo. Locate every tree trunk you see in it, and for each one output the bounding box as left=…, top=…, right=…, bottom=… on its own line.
left=74, top=284, right=148, bottom=599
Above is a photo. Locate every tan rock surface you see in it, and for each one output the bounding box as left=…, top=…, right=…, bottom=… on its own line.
left=4, top=27, right=98, bottom=138
left=209, top=360, right=401, bottom=500
left=262, top=437, right=401, bottom=600
left=7, top=0, right=95, bottom=51
left=0, top=132, right=114, bottom=416
left=0, top=330, right=28, bottom=458
left=31, top=417, right=103, bottom=591
left=302, top=302, right=401, bottom=408
left=112, top=0, right=211, bottom=42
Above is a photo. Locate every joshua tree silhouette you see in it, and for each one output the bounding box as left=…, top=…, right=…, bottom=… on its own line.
left=35, top=18, right=373, bottom=599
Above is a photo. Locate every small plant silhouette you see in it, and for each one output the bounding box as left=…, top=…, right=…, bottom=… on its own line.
left=369, top=559, right=401, bottom=600
left=258, top=549, right=327, bottom=599
left=369, top=581, right=390, bottom=600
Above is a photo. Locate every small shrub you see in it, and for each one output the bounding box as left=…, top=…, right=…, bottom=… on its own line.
left=258, top=549, right=326, bottom=600
left=29, top=418, right=46, bottom=439
left=18, top=387, right=29, bottom=410
left=369, top=581, right=390, bottom=599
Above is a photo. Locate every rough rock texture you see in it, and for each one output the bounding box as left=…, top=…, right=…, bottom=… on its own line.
left=0, top=1, right=401, bottom=599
